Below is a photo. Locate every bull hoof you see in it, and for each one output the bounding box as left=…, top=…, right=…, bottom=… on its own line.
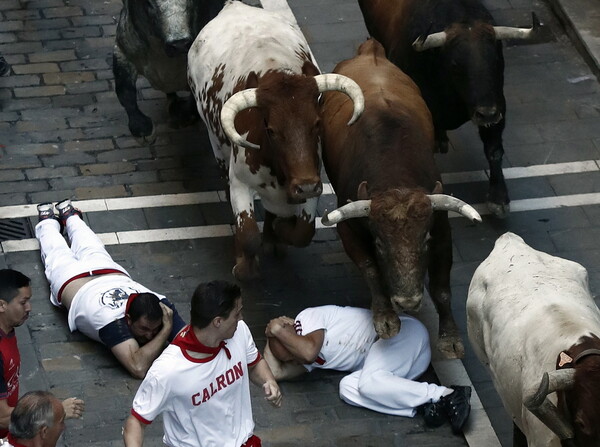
left=232, top=260, right=260, bottom=281
left=486, top=200, right=510, bottom=219
left=437, top=334, right=465, bottom=359
left=130, top=115, right=156, bottom=146
left=373, top=311, right=401, bottom=339
left=0, top=56, right=10, bottom=76
left=134, top=127, right=157, bottom=146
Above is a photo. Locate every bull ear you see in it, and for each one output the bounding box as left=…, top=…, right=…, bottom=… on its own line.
left=432, top=181, right=443, bottom=194
left=245, top=71, right=259, bottom=89
left=301, top=60, right=320, bottom=77
left=357, top=181, right=369, bottom=200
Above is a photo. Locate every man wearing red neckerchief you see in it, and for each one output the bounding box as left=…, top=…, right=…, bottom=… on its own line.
left=123, top=280, right=282, bottom=447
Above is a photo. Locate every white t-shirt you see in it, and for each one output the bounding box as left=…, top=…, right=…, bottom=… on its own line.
left=295, top=305, right=378, bottom=372
left=131, top=320, right=261, bottom=447
left=67, top=275, right=165, bottom=342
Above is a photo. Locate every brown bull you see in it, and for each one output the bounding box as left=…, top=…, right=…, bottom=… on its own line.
left=321, top=39, right=481, bottom=358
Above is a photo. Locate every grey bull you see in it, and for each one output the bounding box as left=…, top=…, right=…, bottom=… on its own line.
left=113, top=0, right=224, bottom=145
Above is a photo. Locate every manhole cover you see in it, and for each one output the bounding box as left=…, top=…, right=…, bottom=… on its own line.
left=0, top=218, right=33, bottom=242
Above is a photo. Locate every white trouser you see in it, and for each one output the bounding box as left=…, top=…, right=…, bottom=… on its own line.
left=35, top=217, right=129, bottom=306
left=338, top=316, right=449, bottom=417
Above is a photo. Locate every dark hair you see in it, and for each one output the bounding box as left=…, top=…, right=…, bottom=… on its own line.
left=9, top=390, right=56, bottom=439
left=190, top=281, right=241, bottom=329
left=0, top=269, right=31, bottom=303
left=128, top=293, right=162, bottom=323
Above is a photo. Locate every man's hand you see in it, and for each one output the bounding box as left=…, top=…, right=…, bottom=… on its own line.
left=62, top=397, right=85, bottom=419
left=265, top=316, right=295, bottom=337
left=160, top=302, right=174, bottom=332
left=262, top=380, right=282, bottom=408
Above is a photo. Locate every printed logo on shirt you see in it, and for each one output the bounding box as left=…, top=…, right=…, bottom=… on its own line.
left=100, top=287, right=134, bottom=309
left=191, top=361, right=244, bottom=406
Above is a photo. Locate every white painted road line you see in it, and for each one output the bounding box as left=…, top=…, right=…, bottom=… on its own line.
left=0, top=160, right=599, bottom=220
left=5, top=191, right=600, bottom=253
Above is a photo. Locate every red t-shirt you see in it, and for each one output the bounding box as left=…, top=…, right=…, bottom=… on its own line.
left=0, top=329, right=20, bottom=438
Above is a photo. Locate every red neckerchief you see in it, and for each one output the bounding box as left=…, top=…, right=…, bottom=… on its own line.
left=172, top=325, right=231, bottom=360
left=124, top=293, right=139, bottom=316
left=7, top=433, right=28, bottom=447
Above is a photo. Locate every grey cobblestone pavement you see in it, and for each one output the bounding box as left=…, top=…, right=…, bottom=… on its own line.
left=1, top=0, right=600, bottom=445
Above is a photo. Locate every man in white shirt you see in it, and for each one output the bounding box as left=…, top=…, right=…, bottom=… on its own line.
left=264, top=305, right=471, bottom=433
left=35, top=200, right=186, bottom=379
left=124, top=280, right=282, bottom=447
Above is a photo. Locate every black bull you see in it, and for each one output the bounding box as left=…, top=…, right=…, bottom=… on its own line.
left=113, top=0, right=224, bottom=145
left=358, top=0, right=539, bottom=218
left=320, top=39, right=481, bottom=358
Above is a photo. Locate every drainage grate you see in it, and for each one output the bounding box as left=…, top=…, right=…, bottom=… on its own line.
left=0, top=218, right=33, bottom=242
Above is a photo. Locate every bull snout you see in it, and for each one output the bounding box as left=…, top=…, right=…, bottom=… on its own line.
left=391, top=293, right=423, bottom=313
left=287, top=179, right=323, bottom=203
left=471, top=106, right=502, bottom=127
left=164, top=38, right=193, bottom=57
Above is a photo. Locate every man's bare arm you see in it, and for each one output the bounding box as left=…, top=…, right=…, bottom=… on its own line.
left=266, top=317, right=325, bottom=364
left=111, top=303, right=173, bottom=379
left=263, top=340, right=308, bottom=381
left=0, top=398, right=12, bottom=429
left=248, top=358, right=282, bottom=408
left=123, top=413, right=146, bottom=446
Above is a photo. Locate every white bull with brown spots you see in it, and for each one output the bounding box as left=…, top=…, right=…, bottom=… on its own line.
left=188, top=1, right=364, bottom=280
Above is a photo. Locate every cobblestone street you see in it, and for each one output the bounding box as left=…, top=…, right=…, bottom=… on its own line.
left=1, top=0, right=600, bottom=445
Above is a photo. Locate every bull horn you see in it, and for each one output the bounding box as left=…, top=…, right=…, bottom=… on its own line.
left=494, top=12, right=541, bottom=41
left=524, top=369, right=576, bottom=440
left=427, top=194, right=482, bottom=222
left=321, top=200, right=371, bottom=226
left=314, top=74, right=365, bottom=125
left=412, top=31, right=447, bottom=51
left=220, top=89, right=260, bottom=150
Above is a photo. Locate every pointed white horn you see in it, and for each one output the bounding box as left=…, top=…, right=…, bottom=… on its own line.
left=427, top=194, right=482, bottom=222
left=314, top=74, right=365, bottom=125
left=321, top=200, right=371, bottom=226
left=221, top=89, right=260, bottom=150
left=524, top=369, right=576, bottom=440
left=494, top=12, right=541, bottom=40
left=412, top=31, right=447, bottom=51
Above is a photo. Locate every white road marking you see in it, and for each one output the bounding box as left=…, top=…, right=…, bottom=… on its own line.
left=1, top=160, right=598, bottom=220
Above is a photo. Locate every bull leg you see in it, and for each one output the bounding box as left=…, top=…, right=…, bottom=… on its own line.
left=272, top=214, right=315, bottom=248
left=166, top=93, right=200, bottom=129
left=230, top=178, right=260, bottom=280
left=112, top=47, right=156, bottom=145
left=263, top=211, right=288, bottom=258
left=428, top=212, right=464, bottom=358
left=479, top=118, right=509, bottom=218
left=338, top=222, right=400, bottom=339
left=435, top=128, right=449, bottom=154
left=513, top=423, right=527, bottom=447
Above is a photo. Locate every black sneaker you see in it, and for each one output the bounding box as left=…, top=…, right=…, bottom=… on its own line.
left=55, top=199, right=83, bottom=226
left=440, top=385, right=472, bottom=434
left=37, top=203, right=56, bottom=221
left=418, top=400, right=447, bottom=428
